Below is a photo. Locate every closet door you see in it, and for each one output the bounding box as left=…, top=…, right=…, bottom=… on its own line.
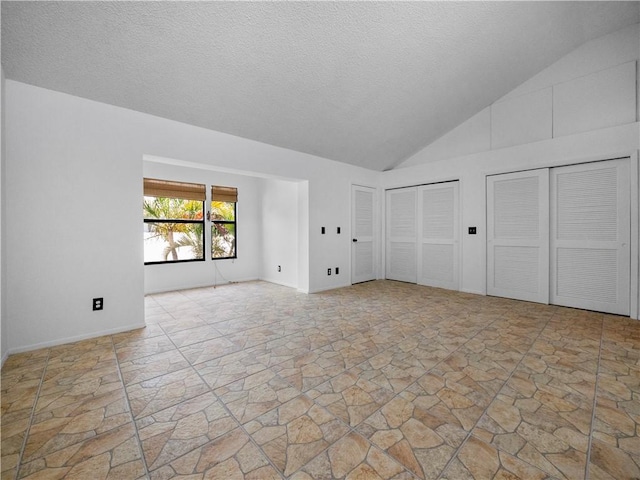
left=351, top=185, right=376, bottom=284
left=487, top=169, right=549, bottom=303
left=417, top=182, right=459, bottom=290
left=550, top=159, right=630, bottom=315
left=386, top=188, right=417, bottom=283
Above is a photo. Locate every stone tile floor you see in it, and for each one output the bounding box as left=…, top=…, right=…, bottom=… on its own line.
left=2, top=280, right=639, bottom=479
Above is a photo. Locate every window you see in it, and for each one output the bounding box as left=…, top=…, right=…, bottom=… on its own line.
left=210, top=185, right=237, bottom=259
left=143, top=178, right=205, bottom=264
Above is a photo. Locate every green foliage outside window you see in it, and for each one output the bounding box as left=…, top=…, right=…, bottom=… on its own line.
left=211, top=201, right=236, bottom=259
left=144, top=196, right=205, bottom=263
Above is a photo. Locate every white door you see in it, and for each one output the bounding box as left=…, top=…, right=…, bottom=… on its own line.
left=550, top=159, right=630, bottom=315
left=386, top=188, right=417, bottom=283
left=351, top=185, right=376, bottom=284
left=417, top=182, right=459, bottom=290
left=487, top=169, right=549, bottom=303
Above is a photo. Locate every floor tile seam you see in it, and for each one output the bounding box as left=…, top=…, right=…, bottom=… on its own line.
left=122, top=317, right=228, bottom=386
left=292, top=385, right=424, bottom=480
left=281, top=425, right=421, bottom=480
left=113, top=336, right=181, bottom=362
left=113, top=328, right=225, bottom=364
left=200, top=315, right=292, bottom=332
left=298, top=311, right=515, bottom=440
left=186, top=357, right=287, bottom=480
left=200, top=357, right=376, bottom=479
left=584, top=314, right=605, bottom=480
left=281, top=308, right=525, bottom=477
left=435, top=306, right=557, bottom=480
left=175, top=332, right=308, bottom=366
left=255, top=334, right=430, bottom=480
left=13, top=349, right=51, bottom=480
left=109, top=336, right=152, bottom=480
left=198, top=358, right=280, bottom=393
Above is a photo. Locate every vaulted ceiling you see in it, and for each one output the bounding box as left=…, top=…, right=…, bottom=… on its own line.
left=2, top=2, right=639, bottom=171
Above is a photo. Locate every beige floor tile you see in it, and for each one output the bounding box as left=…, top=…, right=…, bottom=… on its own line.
left=214, top=369, right=300, bottom=424
left=354, top=349, right=427, bottom=394
left=3, top=280, right=640, bottom=480
left=113, top=334, right=176, bottom=362
left=126, top=367, right=210, bottom=419
left=251, top=333, right=316, bottom=367
left=357, top=395, right=468, bottom=479
left=441, top=435, right=552, bottom=479
left=588, top=437, right=640, bottom=479
left=193, top=347, right=267, bottom=390
left=307, top=367, right=395, bottom=427
left=136, top=392, right=238, bottom=471
left=112, top=324, right=166, bottom=344
left=18, top=423, right=145, bottom=480
left=163, top=324, right=223, bottom=348
left=119, top=349, right=190, bottom=386
left=21, top=365, right=130, bottom=464
left=401, top=371, right=494, bottom=432
left=475, top=368, right=594, bottom=479
left=178, top=336, right=241, bottom=365
left=271, top=346, right=353, bottom=392
left=244, top=394, right=349, bottom=476
left=290, top=431, right=414, bottom=479
left=149, top=427, right=282, bottom=480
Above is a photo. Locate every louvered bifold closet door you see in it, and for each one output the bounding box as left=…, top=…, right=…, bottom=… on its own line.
left=351, top=185, right=376, bottom=284
left=487, top=169, right=549, bottom=303
left=417, top=182, right=459, bottom=290
left=386, top=188, right=417, bottom=283
left=550, top=159, right=630, bottom=315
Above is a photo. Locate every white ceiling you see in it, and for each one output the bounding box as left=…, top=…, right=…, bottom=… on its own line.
left=2, top=2, right=639, bottom=171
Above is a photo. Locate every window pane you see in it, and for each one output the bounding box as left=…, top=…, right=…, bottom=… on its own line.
left=212, top=223, right=236, bottom=258
left=144, top=196, right=204, bottom=220
left=144, top=222, right=204, bottom=262
left=211, top=201, right=235, bottom=221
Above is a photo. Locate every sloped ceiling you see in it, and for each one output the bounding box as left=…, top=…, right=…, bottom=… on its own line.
left=2, top=2, right=639, bottom=171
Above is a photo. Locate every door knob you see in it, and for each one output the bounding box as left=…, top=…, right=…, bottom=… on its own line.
left=352, top=238, right=358, bottom=242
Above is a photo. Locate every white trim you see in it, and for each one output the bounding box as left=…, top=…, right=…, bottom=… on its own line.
left=4, top=322, right=146, bottom=356
left=632, top=151, right=639, bottom=319
left=460, top=288, right=484, bottom=296
left=260, top=278, right=300, bottom=290
left=1, top=351, right=10, bottom=368
left=480, top=148, right=638, bottom=179
left=144, top=277, right=260, bottom=295
left=308, top=282, right=352, bottom=294
left=384, top=175, right=461, bottom=193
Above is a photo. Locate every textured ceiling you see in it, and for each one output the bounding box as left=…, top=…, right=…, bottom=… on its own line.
left=2, top=2, right=639, bottom=171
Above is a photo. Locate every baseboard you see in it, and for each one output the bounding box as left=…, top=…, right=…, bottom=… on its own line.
left=1, top=350, right=9, bottom=368
left=259, top=277, right=300, bottom=290
left=460, top=288, right=485, bottom=296
left=4, top=322, right=146, bottom=356
left=308, top=282, right=352, bottom=294
left=145, top=277, right=260, bottom=295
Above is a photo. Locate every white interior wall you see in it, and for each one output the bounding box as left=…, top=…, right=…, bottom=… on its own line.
left=385, top=23, right=640, bottom=318
left=384, top=125, right=639, bottom=299
left=5, top=22, right=637, bottom=356
left=297, top=181, right=310, bottom=294
left=143, top=161, right=263, bottom=294
left=260, top=178, right=300, bottom=289
left=399, top=23, right=640, bottom=168
left=4, top=80, right=378, bottom=354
